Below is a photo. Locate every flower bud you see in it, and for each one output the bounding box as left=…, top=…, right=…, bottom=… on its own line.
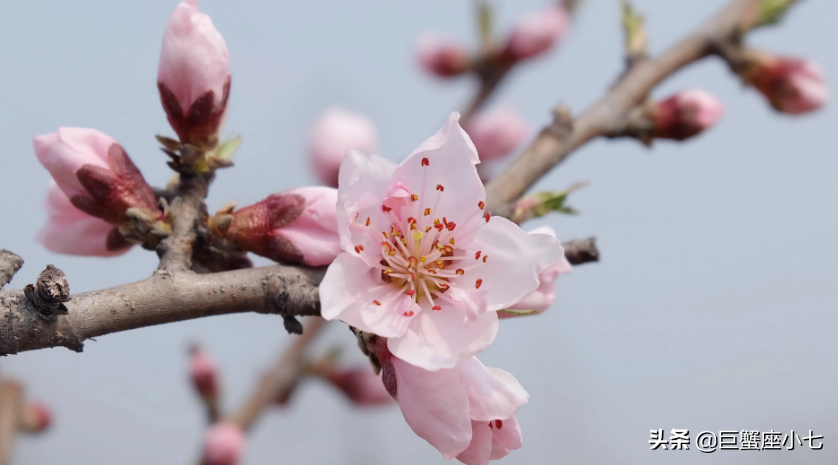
left=19, top=401, right=52, bottom=434
left=212, top=187, right=340, bottom=266
left=743, top=54, right=827, bottom=114
left=326, top=369, right=393, bottom=406
left=189, top=345, right=219, bottom=404
left=38, top=181, right=133, bottom=257
left=505, top=4, right=569, bottom=60
left=652, top=89, right=724, bottom=141
left=34, top=128, right=161, bottom=227
left=466, top=106, right=529, bottom=161
left=201, top=423, right=246, bottom=465
left=415, top=33, right=470, bottom=77
left=308, top=108, right=378, bottom=187
left=503, top=226, right=571, bottom=317
left=158, top=0, right=231, bottom=149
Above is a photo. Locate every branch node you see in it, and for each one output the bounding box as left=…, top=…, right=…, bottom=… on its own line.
left=563, top=237, right=600, bottom=265
left=0, top=251, right=24, bottom=289
left=23, top=265, right=71, bottom=321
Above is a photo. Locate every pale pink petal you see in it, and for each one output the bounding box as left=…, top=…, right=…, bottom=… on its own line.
left=392, top=356, right=472, bottom=459
left=388, top=306, right=499, bottom=370
left=506, top=4, right=569, bottom=60
left=37, top=182, right=130, bottom=257
left=320, top=253, right=419, bottom=338
left=506, top=226, right=571, bottom=314
left=389, top=112, right=485, bottom=235
left=336, top=150, right=397, bottom=250
left=201, top=423, right=246, bottom=465
left=415, top=33, right=470, bottom=77
left=158, top=0, right=230, bottom=112
left=456, top=357, right=529, bottom=422
left=456, top=420, right=494, bottom=465
left=489, top=415, right=523, bottom=460
left=34, top=128, right=113, bottom=199
left=308, top=107, right=378, bottom=188
left=275, top=186, right=341, bottom=266
left=466, top=217, right=563, bottom=311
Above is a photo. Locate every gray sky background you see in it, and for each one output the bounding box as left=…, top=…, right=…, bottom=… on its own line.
left=0, top=0, right=836, bottom=464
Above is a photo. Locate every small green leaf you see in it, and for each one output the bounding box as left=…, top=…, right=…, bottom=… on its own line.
left=499, top=309, right=537, bottom=316
left=755, top=0, right=797, bottom=27
left=215, top=135, right=243, bottom=160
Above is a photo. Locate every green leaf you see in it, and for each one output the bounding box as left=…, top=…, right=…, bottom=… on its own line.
left=499, top=309, right=538, bottom=316
left=755, top=0, right=797, bottom=27
left=214, top=135, right=242, bottom=160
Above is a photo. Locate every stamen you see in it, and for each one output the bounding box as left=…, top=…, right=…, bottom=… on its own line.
left=478, top=201, right=485, bottom=210
left=373, top=300, right=381, bottom=306
left=485, top=212, right=491, bottom=222
left=446, top=222, right=456, bottom=231
left=494, top=420, right=503, bottom=429
left=475, top=251, right=482, bottom=260
left=419, top=255, right=427, bottom=263
left=483, top=255, right=488, bottom=263
left=436, top=184, right=444, bottom=192
left=424, top=208, right=431, bottom=216
left=437, top=259, right=444, bottom=269
left=421, top=158, right=429, bottom=167
left=365, top=217, right=371, bottom=226
left=382, top=231, right=389, bottom=239
left=405, top=290, right=416, bottom=297
left=411, top=194, right=419, bottom=202
left=354, top=245, right=364, bottom=253
left=475, top=279, right=483, bottom=289
left=404, top=310, right=415, bottom=317
left=408, top=257, right=418, bottom=268
left=432, top=305, right=442, bottom=311
left=456, top=269, right=465, bottom=276
left=449, top=237, right=455, bottom=245
left=382, top=205, right=392, bottom=213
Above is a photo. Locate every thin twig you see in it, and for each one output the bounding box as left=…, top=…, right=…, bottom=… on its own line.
left=0, top=251, right=23, bottom=289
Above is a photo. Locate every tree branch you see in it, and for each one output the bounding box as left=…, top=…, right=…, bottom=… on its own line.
left=0, top=251, right=23, bottom=290
left=0, top=264, right=323, bottom=356
left=0, top=381, right=22, bottom=465
left=156, top=176, right=208, bottom=273
left=485, top=0, right=759, bottom=217
left=563, top=238, right=599, bottom=265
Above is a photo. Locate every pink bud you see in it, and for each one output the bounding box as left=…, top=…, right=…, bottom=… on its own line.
left=415, top=33, right=470, bottom=77
left=466, top=106, right=530, bottom=161
left=505, top=4, right=569, bottom=60
left=158, top=0, right=231, bottom=148
left=38, top=181, right=133, bottom=257
left=220, top=187, right=341, bottom=266
left=308, top=108, right=378, bottom=187
left=20, top=402, right=52, bottom=433
left=201, top=423, right=246, bottom=465
left=748, top=56, right=828, bottom=114
left=34, top=128, right=160, bottom=226
left=652, top=89, right=724, bottom=141
left=326, top=369, right=394, bottom=406
left=504, top=226, right=571, bottom=317
left=189, top=345, right=219, bottom=402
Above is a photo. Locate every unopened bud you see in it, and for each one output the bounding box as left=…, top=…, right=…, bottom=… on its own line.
left=326, top=369, right=394, bottom=406
left=652, top=89, right=724, bottom=141
left=741, top=53, right=827, bottom=114
left=158, top=0, right=231, bottom=149
left=466, top=106, right=529, bottom=161
left=308, top=108, right=378, bottom=187
left=201, top=423, right=246, bottom=465
left=505, top=4, right=569, bottom=60
left=19, top=401, right=52, bottom=434
left=189, top=345, right=219, bottom=403
left=415, top=33, right=470, bottom=77
left=218, top=187, right=341, bottom=266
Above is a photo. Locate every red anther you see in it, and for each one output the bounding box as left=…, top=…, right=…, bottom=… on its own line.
left=475, top=278, right=483, bottom=289
left=478, top=201, right=485, bottom=210
left=411, top=194, right=419, bottom=202
left=494, top=420, right=503, bottom=429
left=456, top=269, right=465, bottom=276
left=365, top=217, right=371, bottom=226
left=373, top=300, right=381, bottom=306
left=354, top=245, right=364, bottom=253
left=482, top=255, right=488, bottom=263
left=404, top=311, right=415, bottom=317
left=421, top=158, right=429, bottom=167
left=446, top=222, right=456, bottom=231
left=436, top=184, right=444, bottom=191
left=382, top=205, right=392, bottom=213
left=484, top=212, right=491, bottom=222
left=405, top=290, right=416, bottom=297
left=434, top=223, right=444, bottom=232
left=432, top=306, right=442, bottom=311
left=475, top=251, right=482, bottom=260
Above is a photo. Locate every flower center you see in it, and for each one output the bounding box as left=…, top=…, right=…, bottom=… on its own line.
left=356, top=157, right=491, bottom=315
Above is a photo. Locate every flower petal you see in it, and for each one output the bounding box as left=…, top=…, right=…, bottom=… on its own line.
left=276, top=187, right=341, bottom=266
left=455, top=421, right=493, bottom=465
left=319, top=253, right=419, bottom=338
left=457, top=357, right=529, bottom=422
left=489, top=415, right=522, bottom=461
left=467, top=216, right=563, bottom=311
left=392, top=356, right=472, bottom=459
left=388, top=305, right=499, bottom=370
left=336, top=150, right=396, bottom=250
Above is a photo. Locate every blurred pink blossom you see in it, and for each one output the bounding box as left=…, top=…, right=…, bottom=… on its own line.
left=189, top=345, right=219, bottom=403
left=503, top=226, right=571, bottom=317
left=652, top=88, right=724, bottom=141
left=747, top=55, right=827, bottom=114
left=201, top=423, right=246, bottom=465
left=416, top=33, right=470, bottom=77
left=326, top=368, right=394, bottom=406
left=308, top=107, right=378, bottom=187
left=505, top=4, right=569, bottom=60
left=466, top=106, right=529, bottom=161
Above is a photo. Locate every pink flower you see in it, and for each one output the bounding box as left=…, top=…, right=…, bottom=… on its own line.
left=505, top=4, right=569, bottom=60
left=215, top=187, right=341, bottom=266
left=369, top=337, right=526, bottom=464
left=201, top=423, right=246, bottom=465
left=308, top=107, right=378, bottom=188
left=466, top=106, right=529, bottom=161
left=20, top=402, right=52, bottom=434
left=38, top=181, right=132, bottom=257
left=326, top=368, right=393, bottom=406
left=746, top=56, right=828, bottom=114
left=416, top=33, right=470, bottom=77
left=34, top=127, right=160, bottom=226
left=503, top=226, right=571, bottom=317
left=652, top=89, right=724, bottom=141
left=320, top=112, right=564, bottom=370
left=158, top=0, right=231, bottom=147
left=189, top=345, right=219, bottom=403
